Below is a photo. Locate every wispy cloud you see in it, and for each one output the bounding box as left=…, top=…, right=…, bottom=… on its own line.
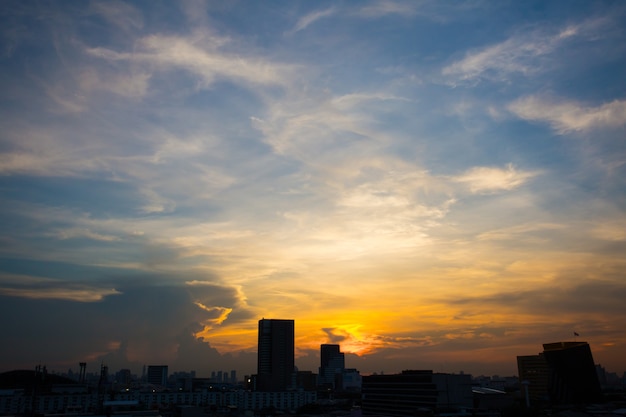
left=86, top=34, right=298, bottom=90
left=288, top=7, right=336, bottom=34
left=452, top=164, right=538, bottom=194
left=508, top=95, right=626, bottom=133
left=356, top=0, right=419, bottom=18
left=442, top=17, right=610, bottom=84
left=77, top=68, right=151, bottom=99
left=0, top=286, right=120, bottom=302
left=477, top=223, right=565, bottom=242
left=90, top=0, right=144, bottom=32
left=0, top=274, right=120, bottom=302
left=53, top=228, right=121, bottom=242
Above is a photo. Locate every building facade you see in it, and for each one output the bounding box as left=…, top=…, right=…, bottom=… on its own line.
left=319, top=344, right=345, bottom=387
left=362, top=370, right=437, bottom=416
left=517, top=341, right=602, bottom=406
left=146, top=366, right=168, bottom=387
left=0, top=387, right=317, bottom=415
left=362, top=370, right=473, bottom=417
left=256, top=319, right=295, bottom=391
left=517, top=353, right=550, bottom=406
left=542, top=341, right=602, bottom=404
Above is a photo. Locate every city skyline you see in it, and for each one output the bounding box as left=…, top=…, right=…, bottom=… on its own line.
left=1, top=1, right=626, bottom=378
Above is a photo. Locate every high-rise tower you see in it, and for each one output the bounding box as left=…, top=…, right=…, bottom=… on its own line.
left=517, top=341, right=602, bottom=406
left=257, top=319, right=295, bottom=391
left=319, top=344, right=345, bottom=387
left=542, top=341, right=601, bottom=404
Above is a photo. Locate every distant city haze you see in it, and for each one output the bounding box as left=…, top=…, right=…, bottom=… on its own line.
left=1, top=1, right=625, bottom=379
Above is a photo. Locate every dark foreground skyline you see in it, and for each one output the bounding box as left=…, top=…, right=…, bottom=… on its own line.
left=1, top=0, right=626, bottom=379
left=3, top=325, right=625, bottom=383
left=0, top=330, right=620, bottom=417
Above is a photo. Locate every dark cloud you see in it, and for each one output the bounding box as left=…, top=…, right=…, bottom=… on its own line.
left=449, top=280, right=626, bottom=317
left=322, top=327, right=348, bottom=343
left=0, top=271, right=256, bottom=376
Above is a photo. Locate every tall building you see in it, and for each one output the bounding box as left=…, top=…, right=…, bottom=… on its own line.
left=319, top=344, right=345, bottom=387
left=257, top=319, right=295, bottom=391
left=542, top=341, right=602, bottom=404
left=517, top=341, right=602, bottom=406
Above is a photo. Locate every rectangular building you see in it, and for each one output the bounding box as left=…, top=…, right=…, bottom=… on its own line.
left=517, top=341, right=602, bottom=406
left=257, top=319, right=295, bottom=391
left=147, top=365, right=168, bottom=387
left=362, top=370, right=438, bottom=416
left=319, top=344, right=345, bottom=387
left=542, top=341, right=602, bottom=404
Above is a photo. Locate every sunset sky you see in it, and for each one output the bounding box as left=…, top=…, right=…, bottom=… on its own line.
left=1, top=0, right=625, bottom=378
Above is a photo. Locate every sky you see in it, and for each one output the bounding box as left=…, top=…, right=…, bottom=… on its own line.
left=1, top=0, right=625, bottom=379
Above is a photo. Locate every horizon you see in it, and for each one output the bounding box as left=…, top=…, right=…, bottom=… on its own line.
left=1, top=1, right=625, bottom=379
left=1, top=331, right=621, bottom=380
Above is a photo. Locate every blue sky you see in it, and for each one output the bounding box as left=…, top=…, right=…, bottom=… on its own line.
left=1, top=0, right=625, bottom=378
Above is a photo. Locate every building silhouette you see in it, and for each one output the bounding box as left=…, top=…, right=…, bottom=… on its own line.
left=256, top=318, right=295, bottom=391
left=319, top=344, right=345, bottom=388
left=146, top=365, right=168, bottom=387
left=517, top=341, right=602, bottom=405
left=362, top=370, right=437, bottom=416
left=362, top=370, right=473, bottom=417
left=339, top=368, right=362, bottom=391
left=543, top=342, right=602, bottom=404
left=517, top=353, right=550, bottom=405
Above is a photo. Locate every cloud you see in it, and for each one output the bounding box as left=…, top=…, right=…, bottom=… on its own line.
left=477, top=223, right=565, bottom=242
left=288, top=7, right=336, bottom=34
left=452, top=164, right=538, bottom=194
left=450, top=280, right=626, bottom=318
left=138, top=188, right=177, bottom=214
left=77, top=68, right=151, bottom=99
left=591, top=219, right=626, bottom=241
left=0, top=273, right=120, bottom=302
left=441, top=17, right=610, bottom=84
left=0, top=286, right=119, bottom=302
left=254, top=91, right=411, bottom=165
left=322, top=327, right=349, bottom=343
left=508, top=95, right=626, bottom=133
left=53, top=227, right=121, bottom=242
left=90, top=1, right=144, bottom=32
left=443, top=37, right=546, bottom=84
left=85, top=34, right=297, bottom=90
left=356, top=1, right=419, bottom=18
left=0, top=274, right=255, bottom=372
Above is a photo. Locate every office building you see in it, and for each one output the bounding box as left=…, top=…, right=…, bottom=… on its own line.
left=361, top=370, right=473, bottom=416
left=362, top=370, right=437, bottom=416
left=256, top=319, right=295, bottom=391
left=517, top=341, right=602, bottom=405
left=543, top=341, right=602, bottom=404
left=319, top=344, right=345, bottom=387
